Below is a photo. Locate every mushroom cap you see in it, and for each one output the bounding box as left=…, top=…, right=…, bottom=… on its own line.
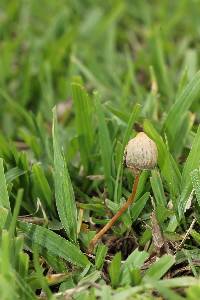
left=124, top=132, right=158, bottom=171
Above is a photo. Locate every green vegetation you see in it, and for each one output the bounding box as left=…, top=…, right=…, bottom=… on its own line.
left=0, top=1, right=200, bottom=299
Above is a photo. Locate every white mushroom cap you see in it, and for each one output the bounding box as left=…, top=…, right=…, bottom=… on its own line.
left=124, top=132, right=158, bottom=171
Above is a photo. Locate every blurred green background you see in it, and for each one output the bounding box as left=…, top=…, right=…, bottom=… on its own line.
left=0, top=0, right=200, bottom=128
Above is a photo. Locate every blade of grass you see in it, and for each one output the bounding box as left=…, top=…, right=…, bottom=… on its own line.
left=15, top=272, right=38, bottom=300
left=164, top=71, right=200, bottom=148
left=94, top=92, right=113, bottom=197
left=190, top=229, right=200, bottom=245
left=95, top=244, right=108, bottom=270
left=125, top=49, right=142, bottom=102
left=130, top=192, right=150, bottom=222
left=71, top=55, right=106, bottom=92
left=5, top=167, right=26, bottom=184
left=114, top=103, right=141, bottom=202
left=150, top=280, right=185, bottom=300
left=144, top=120, right=181, bottom=209
left=0, top=207, right=9, bottom=230
left=32, top=163, right=52, bottom=210
left=0, top=158, right=10, bottom=210
left=121, top=248, right=149, bottom=285
left=18, top=221, right=89, bottom=268
left=9, top=189, right=23, bottom=237
left=191, top=168, right=200, bottom=207
left=72, top=82, right=94, bottom=172
left=1, top=230, right=10, bottom=275
left=150, top=30, right=173, bottom=99
left=179, top=126, right=200, bottom=216
left=143, top=254, right=175, bottom=280
left=33, top=245, right=53, bottom=299
left=182, top=126, right=200, bottom=186
left=0, top=89, right=36, bottom=133
left=171, top=112, right=195, bottom=157
left=150, top=169, right=167, bottom=207
left=108, top=252, right=121, bottom=288
left=52, top=107, right=77, bottom=243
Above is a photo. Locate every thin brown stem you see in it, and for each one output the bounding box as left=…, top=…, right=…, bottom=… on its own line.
left=88, top=173, right=140, bottom=253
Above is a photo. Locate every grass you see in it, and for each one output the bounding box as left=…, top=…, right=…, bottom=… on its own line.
left=0, top=0, right=200, bottom=299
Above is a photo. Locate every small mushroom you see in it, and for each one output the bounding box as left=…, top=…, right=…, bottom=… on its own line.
left=88, top=132, right=158, bottom=253
left=124, top=132, right=158, bottom=173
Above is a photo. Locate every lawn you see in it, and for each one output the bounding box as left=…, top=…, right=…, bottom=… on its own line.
left=0, top=1, right=200, bottom=299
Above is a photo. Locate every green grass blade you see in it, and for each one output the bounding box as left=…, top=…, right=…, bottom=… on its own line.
left=171, top=112, right=194, bottom=157
left=164, top=71, right=200, bottom=148
left=94, top=92, right=113, bottom=197
left=130, top=192, right=150, bottom=222
left=190, top=229, right=200, bottom=245
left=1, top=230, right=10, bottom=275
left=0, top=207, right=9, bottom=230
left=120, top=104, right=141, bottom=159
left=151, top=31, right=173, bottom=99
left=18, top=252, right=29, bottom=278
left=5, top=167, right=26, bottom=184
left=150, top=169, right=167, bottom=207
left=18, top=221, right=89, bottom=268
left=95, top=244, right=108, bottom=270
left=125, top=49, right=143, bottom=102
left=143, top=254, right=175, bottom=280
left=144, top=120, right=181, bottom=204
left=106, top=103, right=129, bottom=122
left=33, top=245, right=53, bottom=299
left=158, top=277, right=198, bottom=288
left=187, top=285, right=200, bottom=300
left=191, top=169, right=200, bottom=207
left=15, top=271, right=37, bottom=300
left=124, top=248, right=149, bottom=270
left=72, top=82, right=94, bottom=171
left=71, top=55, right=106, bottom=92
left=52, top=107, right=77, bottom=243
left=108, top=252, right=121, bottom=288
left=9, top=189, right=23, bottom=237
left=121, top=248, right=149, bottom=285
left=179, top=126, right=200, bottom=215
left=0, top=89, right=36, bottom=133
left=151, top=280, right=185, bottom=300
left=114, top=103, right=141, bottom=202
left=32, top=163, right=52, bottom=209
left=0, top=158, right=10, bottom=210
left=182, top=126, right=200, bottom=186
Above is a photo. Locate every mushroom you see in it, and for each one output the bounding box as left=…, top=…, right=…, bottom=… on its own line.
left=124, top=132, right=158, bottom=173
left=88, top=132, right=158, bottom=253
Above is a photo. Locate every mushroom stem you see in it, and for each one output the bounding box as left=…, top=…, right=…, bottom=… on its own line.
left=88, top=173, right=140, bottom=253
